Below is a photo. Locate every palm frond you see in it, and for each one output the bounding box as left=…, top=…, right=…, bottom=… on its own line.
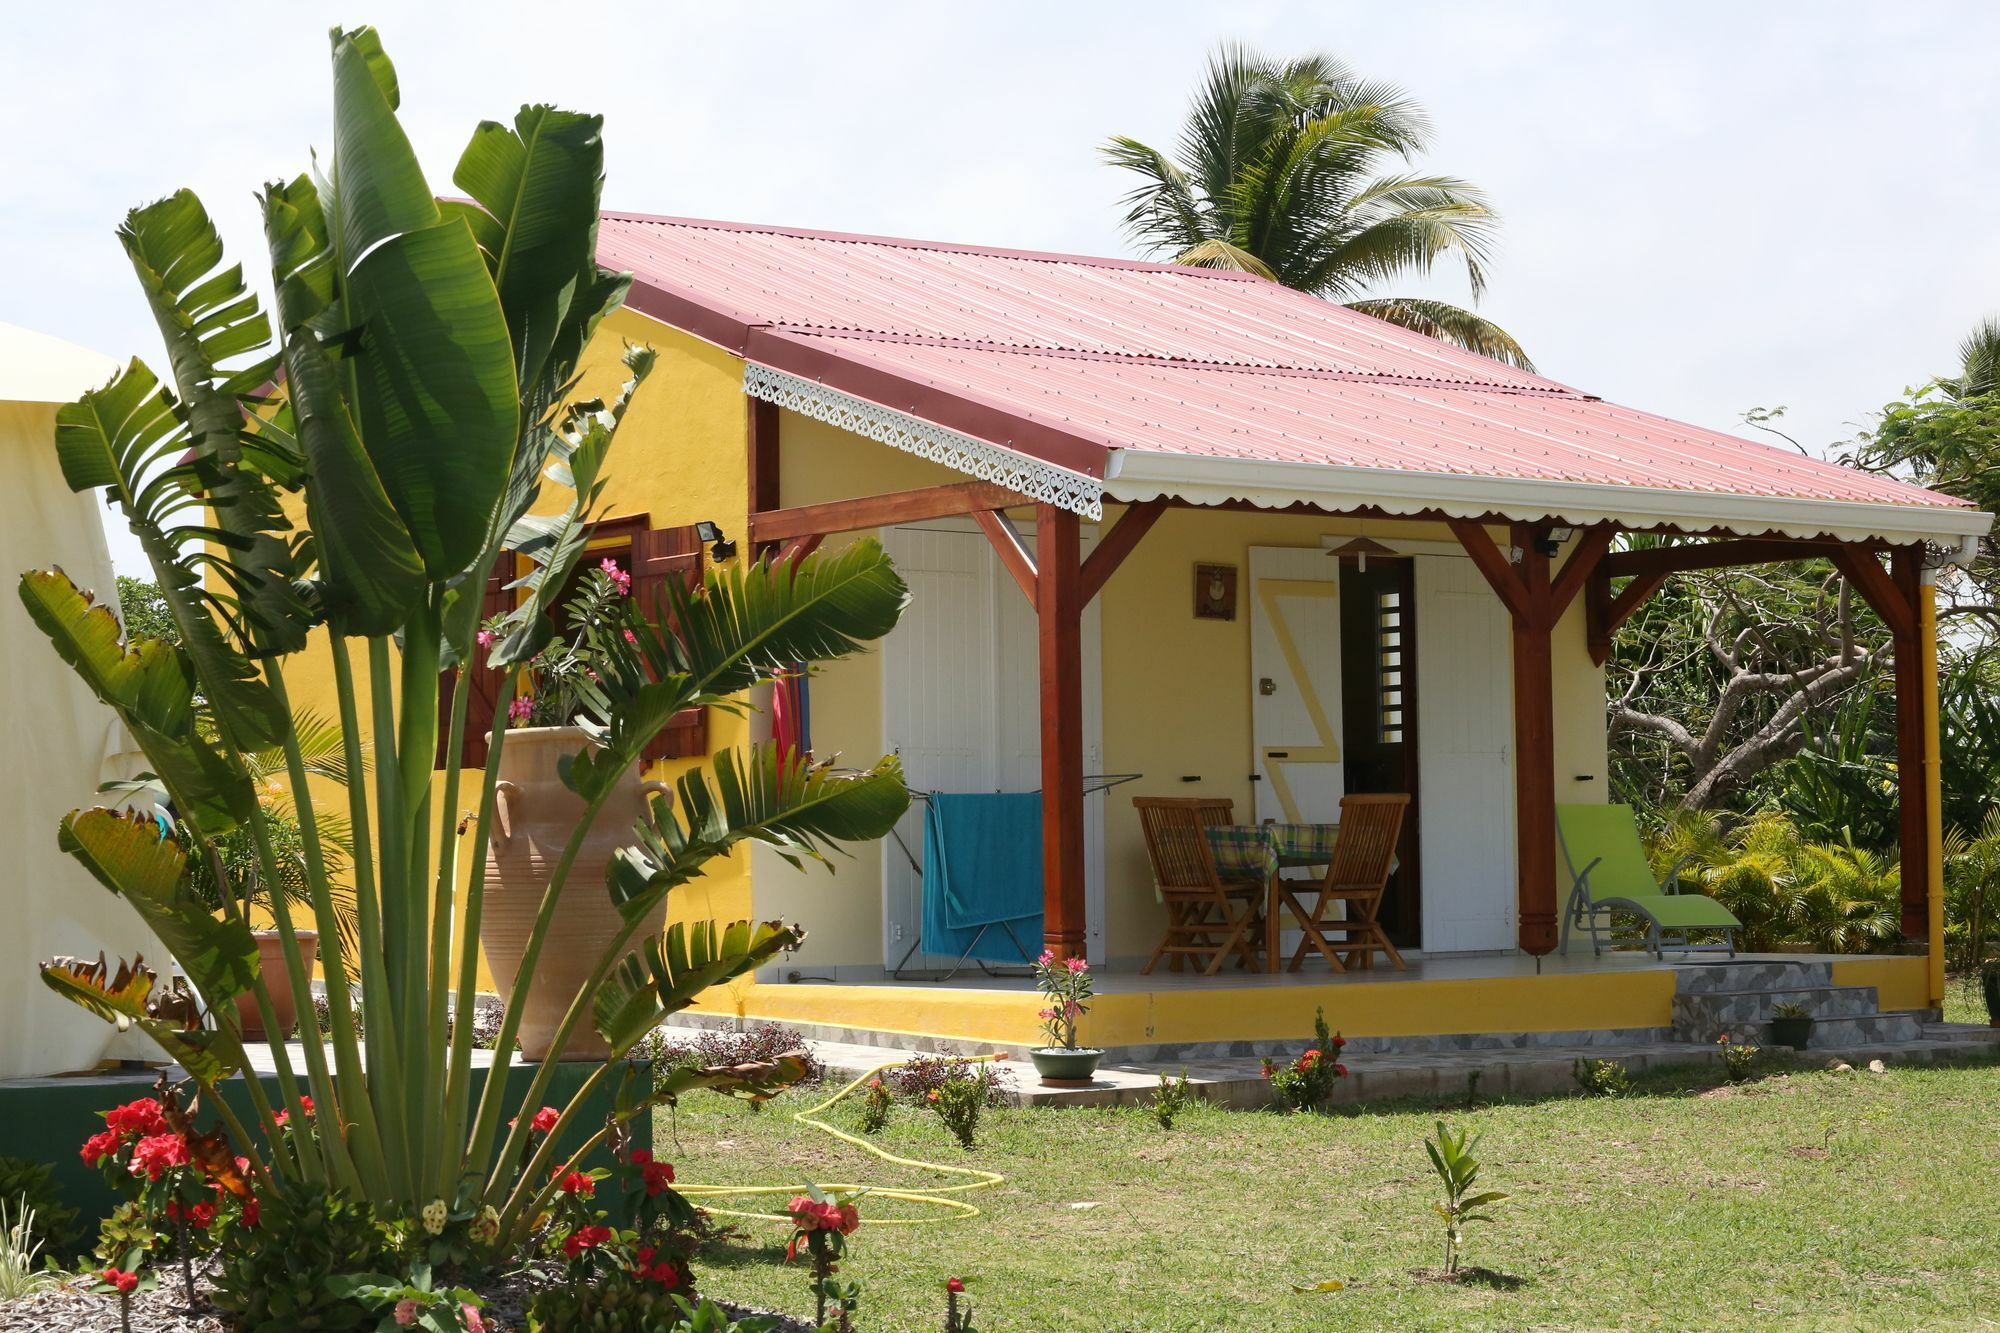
left=1343, top=297, right=1536, bottom=370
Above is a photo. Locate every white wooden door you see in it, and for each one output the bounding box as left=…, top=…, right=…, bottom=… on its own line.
left=879, top=523, right=1104, bottom=968
left=1249, top=547, right=1344, bottom=824
left=1414, top=554, right=1517, bottom=951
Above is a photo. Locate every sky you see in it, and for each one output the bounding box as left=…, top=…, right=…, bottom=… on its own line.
left=6, top=1, right=1997, bottom=576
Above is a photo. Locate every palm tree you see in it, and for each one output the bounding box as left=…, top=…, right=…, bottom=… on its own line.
left=1943, top=315, right=2000, bottom=399
left=1102, top=44, right=1532, bottom=368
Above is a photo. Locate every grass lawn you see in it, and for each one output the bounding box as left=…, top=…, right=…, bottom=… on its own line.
left=663, top=1053, right=2000, bottom=1331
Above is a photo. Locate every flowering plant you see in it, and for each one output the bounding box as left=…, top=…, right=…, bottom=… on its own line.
left=326, top=1259, right=486, bottom=1332
left=490, top=560, right=637, bottom=728
left=90, top=1261, right=156, bottom=1333
left=785, top=1185, right=862, bottom=1327
left=1033, top=950, right=1095, bottom=1050
left=1716, top=1031, right=1760, bottom=1083
left=1260, top=1009, right=1348, bottom=1112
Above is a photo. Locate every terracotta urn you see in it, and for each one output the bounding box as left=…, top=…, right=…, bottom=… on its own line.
left=482, top=726, right=670, bottom=1061
left=236, top=929, right=319, bottom=1041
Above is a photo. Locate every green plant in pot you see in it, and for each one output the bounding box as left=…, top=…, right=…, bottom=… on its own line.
left=1981, top=959, right=2000, bottom=1027
left=1029, top=950, right=1102, bottom=1083
left=25, top=24, right=909, bottom=1256
left=1768, top=1001, right=1816, bottom=1049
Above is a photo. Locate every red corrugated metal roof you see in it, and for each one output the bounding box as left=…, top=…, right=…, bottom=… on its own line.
left=597, top=212, right=1976, bottom=524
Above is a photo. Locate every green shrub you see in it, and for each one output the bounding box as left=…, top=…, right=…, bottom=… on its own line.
left=858, top=1076, right=894, bottom=1134
left=0, top=1157, right=80, bottom=1261
left=1259, top=1008, right=1349, bottom=1112
left=929, top=1078, right=985, bottom=1149
left=1572, top=1058, right=1632, bottom=1097
left=1150, top=1070, right=1197, bottom=1129
left=210, top=1184, right=389, bottom=1331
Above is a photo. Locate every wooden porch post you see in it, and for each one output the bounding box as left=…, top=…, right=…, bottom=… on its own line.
left=1889, top=547, right=1932, bottom=942
left=1036, top=503, right=1088, bottom=961
left=1447, top=520, right=1611, bottom=956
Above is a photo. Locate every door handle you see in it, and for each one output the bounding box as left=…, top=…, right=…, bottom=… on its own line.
left=1258, top=677, right=1278, bottom=696
left=1267, top=751, right=1290, bottom=759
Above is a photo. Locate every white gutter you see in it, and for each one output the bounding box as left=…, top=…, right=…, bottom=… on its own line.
left=1103, top=449, right=1995, bottom=555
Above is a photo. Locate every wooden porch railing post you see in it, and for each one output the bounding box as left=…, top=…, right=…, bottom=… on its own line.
left=1510, top=523, right=1560, bottom=955
left=1036, top=503, right=1087, bottom=961
left=1890, top=546, right=1931, bottom=942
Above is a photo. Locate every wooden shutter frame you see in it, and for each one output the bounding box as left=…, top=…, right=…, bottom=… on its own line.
left=631, top=523, right=708, bottom=763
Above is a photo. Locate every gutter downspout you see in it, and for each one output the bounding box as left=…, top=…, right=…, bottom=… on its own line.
left=1920, top=568, right=1946, bottom=1011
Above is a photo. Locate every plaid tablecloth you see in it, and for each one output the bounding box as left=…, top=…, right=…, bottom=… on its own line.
left=1204, top=822, right=1342, bottom=882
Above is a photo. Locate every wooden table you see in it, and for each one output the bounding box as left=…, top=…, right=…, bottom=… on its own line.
left=1204, top=822, right=1342, bottom=973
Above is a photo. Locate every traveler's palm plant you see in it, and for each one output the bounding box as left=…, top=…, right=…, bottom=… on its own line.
left=24, top=26, right=908, bottom=1248
left=1423, top=1120, right=1506, bottom=1276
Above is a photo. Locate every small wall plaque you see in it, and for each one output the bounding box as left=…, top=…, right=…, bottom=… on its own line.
left=1194, top=563, right=1237, bottom=620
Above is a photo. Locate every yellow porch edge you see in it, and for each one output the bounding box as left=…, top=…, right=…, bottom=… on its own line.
left=693, top=968, right=1683, bottom=1049
left=1830, top=955, right=1932, bottom=1014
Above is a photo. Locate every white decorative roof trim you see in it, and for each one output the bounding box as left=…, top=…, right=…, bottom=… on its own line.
left=1103, top=451, right=1994, bottom=553
left=743, top=364, right=1104, bottom=519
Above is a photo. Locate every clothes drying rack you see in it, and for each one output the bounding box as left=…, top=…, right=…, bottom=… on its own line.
left=889, top=773, right=1142, bottom=982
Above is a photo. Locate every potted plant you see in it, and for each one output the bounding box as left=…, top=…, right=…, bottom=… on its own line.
left=480, top=560, right=670, bottom=1061
left=174, top=714, right=361, bottom=1040
left=1768, top=1001, right=1815, bottom=1049
left=1981, top=959, right=2000, bottom=1027
left=1028, top=950, right=1102, bottom=1084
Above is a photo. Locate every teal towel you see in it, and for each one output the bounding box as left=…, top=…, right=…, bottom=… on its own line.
left=921, top=792, right=1043, bottom=963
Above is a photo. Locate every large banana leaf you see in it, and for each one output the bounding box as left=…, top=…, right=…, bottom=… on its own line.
left=607, top=746, right=909, bottom=907
left=59, top=809, right=259, bottom=1003
left=592, top=918, right=802, bottom=1055
left=18, top=570, right=256, bottom=834
left=451, top=105, right=609, bottom=395
left=327, top=27, right=518, bottom=578
left=40, top=954, right=246, bottom=1085
left=262, top=175, right=425, bottom=634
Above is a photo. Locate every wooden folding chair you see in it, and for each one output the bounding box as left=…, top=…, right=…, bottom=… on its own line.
left=1285, top=793, right=1410, bottom=972
left=1133, top=797, right=1265, bottom=975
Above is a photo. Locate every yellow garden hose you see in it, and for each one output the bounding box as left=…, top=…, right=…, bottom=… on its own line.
left=675, top=1054, right=1007, bottom=1227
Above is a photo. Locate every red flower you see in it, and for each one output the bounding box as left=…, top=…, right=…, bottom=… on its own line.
left=186, top=1200, right=217, bottom=1229
left=637, top=1155, right=676, bottom=1197
left=81, top=1129, right=121, bottom=1166
left=786, top=1195, right=822, bottom=1232
left=531, top=1106, right=559, bottom=1134
left=104, top=1099, right=167, bottom=1138
left=273, top=1095, right=315, bottom=1128
left=103, top=1268, right=138, bottom=1295
left=1333, top=1063, right=1348, bottom=1077
left=947, top=1277, right=966, bottom=1293
left=561, top=1225, right=612, bottom=1258
left=556, top=1170, right=595, bottom=1198
left=129, top=1133, right=188, bottom=1181
left=240, top=1197, right=261, bottom=1229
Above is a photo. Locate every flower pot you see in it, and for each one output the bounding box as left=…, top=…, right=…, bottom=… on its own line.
left=1768, top=1016, right=1814, bottom=1050
left=482, top=727, right=670, bottom=1061
left=1982, top=965, right=2000, bottom=1025
left=235, top=930, right=319, bottom=1041
left=1029, top=1047, right=1104, bottom=1085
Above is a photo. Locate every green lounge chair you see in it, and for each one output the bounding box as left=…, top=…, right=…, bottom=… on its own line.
left=1554, top=804, right=1740, bottom=958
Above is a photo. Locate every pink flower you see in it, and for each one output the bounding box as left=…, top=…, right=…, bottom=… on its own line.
left=462, top=1304, right=486, bottom=1333
left=1065, top=956, right=1088, bottom=974
left=129, top=1133, right=187, bottom=1181
left=104, top=1098, right=167, bottom=1138
left=509, top=696, right=534, bottom=722
left=1037, top=950, right=1055, bottom=966
left=476, top=628, right=494, bottom=649
left=623, top=628, right=639, bottom=645
left=600, top=558, right=632, bottom=594
left=393, top=1298, right=420, bottom=1326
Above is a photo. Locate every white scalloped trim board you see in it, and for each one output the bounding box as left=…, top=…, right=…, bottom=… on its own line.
left=741, top=365, right=1990, bottom=553
left=742, top=364, right=1104, bottom=520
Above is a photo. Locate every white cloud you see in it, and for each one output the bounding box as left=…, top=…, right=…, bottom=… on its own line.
left=4, top=0, right=1993, bottom=574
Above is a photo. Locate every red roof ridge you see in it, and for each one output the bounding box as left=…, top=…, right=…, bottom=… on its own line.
left=763, top=327, right=1591, bottom=397
left=598, top=209, right=1269, bottom=280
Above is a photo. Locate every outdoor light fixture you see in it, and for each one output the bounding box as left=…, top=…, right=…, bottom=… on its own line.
left=1327, top=535, right=1396, bottom=572
left=695, top=520, right=737, bottom=562
left=1535, top=525, right=1575, bottom=557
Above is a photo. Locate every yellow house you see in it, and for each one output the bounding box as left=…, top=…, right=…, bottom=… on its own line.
left=295, top=213, right=1990, bottom=1055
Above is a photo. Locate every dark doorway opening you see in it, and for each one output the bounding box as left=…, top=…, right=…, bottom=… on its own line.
left=1339, top=559, right=1422, bottom=948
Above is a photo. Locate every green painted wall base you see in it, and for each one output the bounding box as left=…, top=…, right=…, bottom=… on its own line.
left=0, top=1059, right=652, bottom=1253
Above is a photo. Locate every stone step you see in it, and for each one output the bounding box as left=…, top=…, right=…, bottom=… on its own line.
left=1672, top=959, right=1833, bottom=994
left=1672, top=985, right=1882, bottom=1040
left=1760, top=1012, right=1927, bottom=1049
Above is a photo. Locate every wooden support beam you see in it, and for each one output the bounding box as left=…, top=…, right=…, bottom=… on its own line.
left=1890, top=546, right=1930, bottom=941
left=1079, top=499, right=1166, bottom=605
left=1036, top=504, right=1088, bottom=962
left=1586, top=569, right=1669, bottom=665
left=1831, top=545, right=1916, bottom=641
left=972, top=508, right=1038, bottom=608
left=1549, top=526, right=1614, bottom=621
left=1600, top=537, right=1845, bottom=581
left=747, top=480, right=1030, bottom=545
left=748, top=396, right=780, bottom=517
left=1444, top=517, right=1528, bottom=618
left=776, top=533, right=823, bottom=567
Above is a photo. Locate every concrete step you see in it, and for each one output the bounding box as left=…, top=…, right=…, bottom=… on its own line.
left=1762, top=1012, right=1927, bottom=1049
left=1672, top=959, right=1833, bottom=994
left=1673, top=984, right=1882, bottom=1041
